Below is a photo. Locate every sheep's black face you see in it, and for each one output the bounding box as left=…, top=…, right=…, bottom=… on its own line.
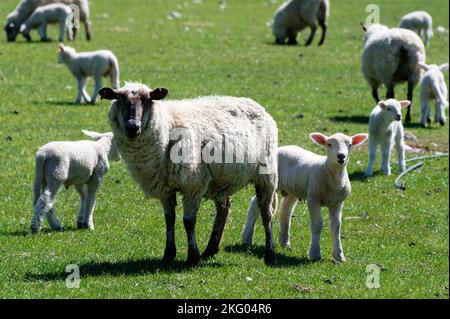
left=4, top=23, right=18, bottom=42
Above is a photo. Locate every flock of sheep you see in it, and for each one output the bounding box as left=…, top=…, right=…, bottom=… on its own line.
left=3, top=0, right=448, bottom=266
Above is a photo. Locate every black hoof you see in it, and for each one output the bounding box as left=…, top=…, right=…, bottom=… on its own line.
left=162, top=245, right=177, bottom=264
left=77, top=221, right=87, bottom=229
left=427, top=117, right=432, bottom=124
left=264, top=250, right=276, bottom=266
left=201, top=247, right=219, bottom=260
left=186, top=250, right=201, bottom=266
left=439, top=120, right=445, bottom=126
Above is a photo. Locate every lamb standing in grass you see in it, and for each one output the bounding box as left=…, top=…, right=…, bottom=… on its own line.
left=4, top=0, right=91, bottom=42
left=399, top=11, right=433, bottom=46
left=365, top=99, right=410, bottom=177
left=58, top=44, right=120, bottom=104
left=242, top=132, right=368, bottom=262
left=362, top=23, right=426, bottom=123
left=272, top=0, right=329, bottom=45
left=99, top=82, right=278, bottom=266
left=20, top=3, right=73, bottom=42
left=419, top=62, right=449, bottom=127
left=30, top=130, right=120, bottom=234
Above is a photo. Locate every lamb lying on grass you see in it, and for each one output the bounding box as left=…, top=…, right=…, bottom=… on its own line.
left=419, top=62, right=449, bottom=127
left=30, top=130, right=120, bottom=234
left=20, top=3, right=73, bottom=42
left=58, top=44, right=120, bottom=104
left=242, top=132, right=368, bottom=262
left=365, top=99, right=410, bottom=177
left=399, top=11, right=433, bottom=46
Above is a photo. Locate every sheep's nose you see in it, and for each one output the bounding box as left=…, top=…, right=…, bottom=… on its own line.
left=396, top=114, right=402, bottom=121
left=337, top=153, right=346, bottom=161
left=125, top=121, right=140, bottom=137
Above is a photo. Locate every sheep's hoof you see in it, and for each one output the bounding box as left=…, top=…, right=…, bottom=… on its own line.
left=186, top=249, right=201, bottom=267
left=201, top=247, right=219, bottom=260
left=439, top=120, right=445, bottom=126
left=77, top=221, right=88, bottom=229
left=30, top=227, right=40, bottom=235
left=162, top=245, right=177, bottom=264
left=426, top=117, right=432, bottom=124
left=264, top=250, right=276, bottom=266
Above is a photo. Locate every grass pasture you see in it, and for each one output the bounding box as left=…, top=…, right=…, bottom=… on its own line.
left=0, top=0, right=448, bottom=299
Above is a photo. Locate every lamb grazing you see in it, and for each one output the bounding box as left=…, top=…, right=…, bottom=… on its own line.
left=19, top=3, right=73, bottom=42
left=365, top=99, right=410, bottom=177
left=242, top=132, right=368, bottom=262
left=99, top=82, right=278, bottom=266
left=399, top=11, right=433, bottom=46
left=30, top=130, right=120, bottom=234
left=361, top=23, right=426, bottom=123
left=4, top=0, right=91, bottom=42
left=418, top=62, right=449, bottom=127
left=272, top=0, right=329, bottom=46
left=58, top=44, right=120, bottom=104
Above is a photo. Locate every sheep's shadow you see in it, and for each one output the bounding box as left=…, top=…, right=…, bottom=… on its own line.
left=34, top=100, right=86, bottom=106
left=348, top=171, right=368, bottom=181
left=24, top=258, right=225, bottom=282
left=0, top=226, right=87, bottom=237
left=224, top=243, right=310, bottom=268
left=330, top=115, right=370, bottom=124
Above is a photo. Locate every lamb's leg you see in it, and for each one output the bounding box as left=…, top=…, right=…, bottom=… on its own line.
left=307, top=200, right=323, bottom=261
left=91, top=75, right=102, bottom=104
left=256, top=185, right=276, bottom=266
left=58, top=20, right=65, bottom=42
left=242, top=196, right=260, bottom=245
left=395, top=132, right=405, bottom=173
left=202, top=196, right=232, bottom=259
left=318, top=19, right=327, bottom=46
left=329, top=202, right=345, bottom=262
left=286, top=28, right=298, bottom=45
left=365, top=139, right=377, bottom=177
left=304, top=24, right=317, bottom=46
left=278, top=195, right=297, bottom=248
left=83, top=177, right=101, bottom=230
left=37, top=24, right=48, bottom=42
left=75, top=184, right=88, bottom=228
left=420, top=94, right=431, bottom=127
left=380, top=140, right=393, bottom=175
left=406, top=80, right=414, bottom=123
left=84, top=19, right=92, bottom=41
left=76, top=76, right=90, bottom=104
left=182, top=195, right=202, bottom=266
left=161, top=194, right=177, bottom=264
left=45, top=209, right=62, bottom=231
left=30, top=182, right=61, bottom=234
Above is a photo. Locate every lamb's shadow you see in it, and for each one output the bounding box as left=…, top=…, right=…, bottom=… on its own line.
left=34, top=100, right=85, bottom=106
left=224, top=243, right=310, bottom=268
left=0, top=225, right=89, bottom=237
left=25, top=258, right=225, bottom=282
left=330, top=115, right=370, bottom=124
left=348, top=171, right=367, bottom=181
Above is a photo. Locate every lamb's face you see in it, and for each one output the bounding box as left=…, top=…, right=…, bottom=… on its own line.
left=99, top=84, right=168, bottom=139
left=379, top=99, right=410, bottom=122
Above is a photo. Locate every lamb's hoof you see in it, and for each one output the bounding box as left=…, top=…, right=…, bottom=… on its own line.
left=201, top=247, right=219, bottom=260
left=30, top=227, right=40, bottom=235
left=439, top=120, right=445, bottom=126
left=77, top=221, right=89, bottom=229
left=162, top=245, right=177, bottom=264
left=264, top=250, right=276, bottom=266
left=287, top=40, right=298, bottom=46
left=427, top=117, right=432, bottom=124
left=332, top=254, right=347, bottom=263
left=53, top=226, right=64, bottom=232
left=186, top=249, right=201, bottom=267
left=309, top=251, right=322, bottom=262
left=304, top=40, right=312, bottom=46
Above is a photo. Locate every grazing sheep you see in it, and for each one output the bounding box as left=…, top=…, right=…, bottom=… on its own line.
left=4, top=0, right=91, bottom=42
left=362, top=23, right=426, bottom=123
left=365, top=99, right=410, bottom=177
left=399, top=11, right=433, bottom=46
left=99, top=82, right=278, bottom=266
left=242, top=132, right=368, bottom=262
left=418, top=62, right=449, bottom=127
left=58, top=44, right=120, bottom=104
left=30, top=130, right=120, bottom=234
left=272, top=0, right=329, bottom=45
left=19, top=3, right=73, bottom=42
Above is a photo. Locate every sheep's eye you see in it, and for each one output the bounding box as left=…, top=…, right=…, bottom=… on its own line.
left=349, top=144, right=352, bottom=147
left=387, top=107, right=391, bottom=111
left=327, top=143, right=332, bottom=147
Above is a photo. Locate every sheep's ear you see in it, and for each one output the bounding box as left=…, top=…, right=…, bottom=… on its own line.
left=19, top=24, right=25, bottom=33
left=309, top=133, right=328, bottom=146
left=399, top=100, right=411, bottom=109
left=150, top=88, right=168, bottom=100
left=378, top=100, right=386, bottom=108
left=418, top=62, right=430, bottom=71
left=351, top=134, right=368, bottom=146
left=82, top=129, right=102, bottom=140
left=98, top=87, right=119, bottom=100
left=439, top=63, right=449, bottom=73
left=360, top=22, right=367, bottom=32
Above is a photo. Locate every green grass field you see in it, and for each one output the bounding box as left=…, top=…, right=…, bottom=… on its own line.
left=0, top=0, right=448, bottom=299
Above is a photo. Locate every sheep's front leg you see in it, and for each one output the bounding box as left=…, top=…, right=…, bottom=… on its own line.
left=76, top=76, right=90, bottom=104
left=329, top=202, right=345, bottom=262
left=278, top=194, right=298, bottom=248
left=75, top=184, right=88, bottom=228
left=307, top=200, right=323, bottom=261
left=365, top=139, right=377, bottom=177
left=182, top=195, right=202, bottom=266
left=202, top=196, right=232, bottom=260
left=83, top=177, right=101, bottom=230
left=38, top=24, right=49, bottom=41
left=420, top=94, right=431, bottom=127
left=380, top=140, right=393, bottom=175
left=58, top=20, right=66, bottom=42
left=286, top=28, right=298, bottom=45
left=304, top=24, right=317, bottom=46
left=161, top=194, right=177, bottom=264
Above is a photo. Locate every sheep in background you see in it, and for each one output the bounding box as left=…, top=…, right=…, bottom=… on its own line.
left=272, top=0, right=329, bottom=45
left=4, top=0, right=91, bottom=42
left=19, top=3, right=73, bottom=42
left=399, top=11, right=433, bottom=46
left=365, top=99, right=410, bottom=177
left=242, top=132, right=368, bottom=262
left=99, top=82, right=278, bottom=266
left=419, top=62, right=449, bottom=127
left=58, top=44, right=120, bottom=104
left=30, top=130, right=120, bottom=234
left=361, top=23, right=426, bottom=123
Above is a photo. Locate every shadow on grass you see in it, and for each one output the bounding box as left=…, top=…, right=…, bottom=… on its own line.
left=348, top=171, right=368, bottom=181
left=224, top=243, right=310, bottom=268
left=330, top=115, right=370, bottom=124
left=0, top=225, right=86, bottom=237
left=33, top=100, right=85, bottom=106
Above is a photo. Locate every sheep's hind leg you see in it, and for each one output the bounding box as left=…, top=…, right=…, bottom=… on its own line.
left=304, top=24, right=317, bottom=46
left=256, top=185, right=276, bottom=266
left=30, top=183, right=61, bottom=234
left=202, top=196, right=232, bottom=260
left=90, top=75, right=102, bottom=104
left=286, top=29, right=298, bottom=45
left=161, top=194, right=177, bottom=264
left=318, top=19, right=327, bottom=46
left=182, top=195, right=202, bottom=266
left=278, top=195, right=297, bottom=248
left=405, top=80, right=414, bottom=123
left=242, top=196, right=260, bottom=245
left=75, top=184, right=88, bottom=229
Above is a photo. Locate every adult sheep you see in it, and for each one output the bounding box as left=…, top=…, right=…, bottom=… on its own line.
left=99, top=83, right=278, bottom=266
left=361, top=23, right=426, bottom=123
left=4, top=0, right=91, bottom=42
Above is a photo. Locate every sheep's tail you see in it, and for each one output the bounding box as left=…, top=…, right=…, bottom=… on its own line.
left=33, top=152, right=46, bottom=206
left=110, top=56, right=120, bottom=89
left=432, top=81, right=449, bottom=107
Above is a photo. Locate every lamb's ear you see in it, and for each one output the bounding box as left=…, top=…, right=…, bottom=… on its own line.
left=82, top=129, right=102, bottom=140
left=351, top=133, right=368, bottom=146
left=150, top=88, right=168, bottom=100
left=439, top=63, right=449, bottom=73
left=309, top=133, right=328, bottom=146
left=378, top=100, right=386, bottom=108
left=399, top=100, right=411, bottom=109
left=360, top=22, right=367, bottom=32
left=418, top=62, right=430, bottom=71
left=98, top=87, right=119, bottom=100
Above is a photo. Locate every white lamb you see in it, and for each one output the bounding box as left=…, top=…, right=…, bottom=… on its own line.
left=30, top=130, right=120, bottom=234
left=99, top=82, right=278, bottom=266
left=19, top=3, right=73, bottom=42
left=361, top=23, right=426, bottom=123
left=399, top=11, right=433, bottom=46
left=365, top=99, right=410, bottom=177
left=242, top=132, right=368, bottom=262
left=4, top=0, right=91, bottom=42
left=58, top=44, right=120, bottom=104
left=272, top=0, right=329, bottom=46
left=418, top=62, right=449, bottom=127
